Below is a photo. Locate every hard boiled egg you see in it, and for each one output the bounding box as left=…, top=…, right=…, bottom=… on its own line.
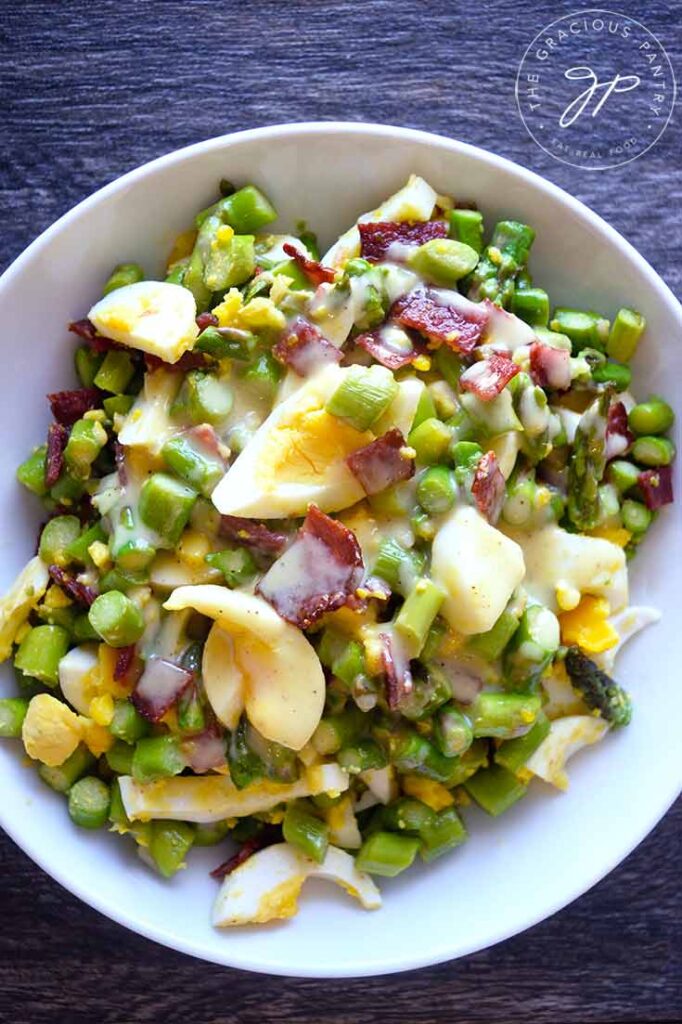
left=212, top=842, right=381, bottom=926
left=431, top=506, right=525, bottom=635
left=119, top=762, right=349, bottom=823
left=21, top=693, right=83, bottom=766
left=57, top=643, right=99, bottom=715
left=525, top=715, right=608, bottom=790
left=88, top=281, right=198, bottom=363
left=211, top=365, right=413, bottom=519
left=323, top=174, right=438, bottom=268
left=164, top=585, right=325, bottom=750
left=201, top=624, right=245, bottom=730
left=117, top=368, right=180, bottom=454
left=594, top=605, right=661, bottom=672
left=0, top=557, right=49, bottom=662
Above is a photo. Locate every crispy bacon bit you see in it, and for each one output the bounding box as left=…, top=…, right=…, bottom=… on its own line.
left=605, top=401, right=634, bottom=461
left=272, top=317, right=342, bottom=376
left=45, top=423, right=68, bottom=488
left=69, top=319, right=122, bottom=353
left=48, top=388, right=101, bottom=426
left=358, top=220, right=448, bottom=263
left=355, top=327, right=427, bottom=370
left=144, top=350, right=208, bottom=373
left=131, top=657, right=193, bottom=723
left=346, top=428, right=415, bottom=495
left=113, top=645, right=142, bottom=688
left=381, top=632, right=413, bottom=710
left=48, top=565, right=98, bottom=607
left=257, top=505, right=364, bottom=629
left=391, top=289, right=488, bottom=354
left=282, top=242, right=336, bottom=285
left=220, top=515, right=287, bottom=556
left=638, top=466, right=674, bottom=510
left=210, top=827, right=281, bottom=881
left=196, top=312, right=219, bottom=330
left=529, top=343, right=572, bottom=391
left=471, top=451, right=505, bottom=523
left=187, top=423, right=225, bottom=459
left=460, top=353, right=519, bottom=401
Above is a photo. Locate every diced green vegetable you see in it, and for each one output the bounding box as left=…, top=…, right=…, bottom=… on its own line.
left=469, top=691, right=542, bottom=739
left=205, top=546, right=257, bottom=587
left=464, top=764, right=527, bottom=815
left=94, top=351, right=136, bottom=394
left=448, top=208, right=483, bottom=253
left=68, top=776, right=111, bottom=829
left=326, top=366, right=398, bottom=432
left=103, top=263, right=144, bottom=296
left=38, top=744, right=95, bottom=792
left=132, top=735, right=186, bottom=783
left=139, top=473, right=197, bottom=546
left=88, top=591, right=145, bottom=648
left=356, top=831, right=420, bottom=877
left=408, top=417, right=452, bottom=465
left=15, top=626, right=70, bottom=686
left=628, top=398, right=675, bottom=436
left=407, top=238, right=478, bottom=286
left=607, top=308, right=645, bottom=362
left=17, top=446, right=48, bottom=497
left=149, top=821, right=195, bottom=877
left=0, top=697, right=29, bottom=737
left=39, top=515, right=81, bottom=567
left=395, top=578, right=445, bottom=656
left=283, top=802, right=329, bottom=863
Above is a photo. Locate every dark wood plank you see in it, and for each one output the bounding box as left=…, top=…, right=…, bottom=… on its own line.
left=0, top=1, right=680, bottom=1021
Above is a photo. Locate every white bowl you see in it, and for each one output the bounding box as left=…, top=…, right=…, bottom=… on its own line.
left=1, top=123, right=680, bottom=977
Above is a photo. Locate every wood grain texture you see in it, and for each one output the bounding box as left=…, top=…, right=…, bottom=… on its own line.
left=0, top=1, right=680, bottom=1020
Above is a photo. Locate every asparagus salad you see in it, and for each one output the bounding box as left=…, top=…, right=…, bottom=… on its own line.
left=1, top=175, right=675, bottom=927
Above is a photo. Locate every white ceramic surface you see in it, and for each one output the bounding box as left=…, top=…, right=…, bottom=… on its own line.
left=0, top=123, right=680, bottom=978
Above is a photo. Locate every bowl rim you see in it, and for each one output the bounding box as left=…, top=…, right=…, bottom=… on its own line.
left=1, top=120, right=680, bottom=977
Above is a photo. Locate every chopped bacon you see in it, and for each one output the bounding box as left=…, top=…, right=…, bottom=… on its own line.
left=282, top=242, right=336, bottom=285
left=471, top=451, right=506, bottom=523
left=381, top=632, right=413, bottom=711
left=48, top=388, right=101, bottom=426
left=257, top=505, right=364, bottom=629
left=391, top=289, right=488, bottom=354
left=605, top=401, right=634, bottom=461
left=210, top=827, right=280, bottom=881
left=460, top=353, right=519, bottom=401
left=45, top=422, right=68, bottom=488
left=355, top=327, right=427, bottom=370
left=638, top=466, right=674, bottom=510
left=220, top=515, right=287, bottom=556
left=113, top=646, right=144, bottom=689
left=131, top=657, right=193, bottom=723
left=346, top=428, right=415, bottom=495
left=196, top=312, right=219, bottom=330
left=358, top=220, right=448, bottom=263
left=529, top=343, right=572, bottom=391
left=182, top=727, right=227, bottom=774
left=144, top=351, right=208, bottom=373
left=272, top=317, right=342, bottom=376
left=48, top=565, right=98, bottom=607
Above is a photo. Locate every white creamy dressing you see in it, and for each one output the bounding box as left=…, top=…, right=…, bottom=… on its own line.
left=482, top=302, right=537, bottom=352
left=505, top=524, right=628, bottom=613
left=118, top=368, right=180, bottom=453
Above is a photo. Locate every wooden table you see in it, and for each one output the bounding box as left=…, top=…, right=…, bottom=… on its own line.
left=1, top=2, right=680, bottom=1020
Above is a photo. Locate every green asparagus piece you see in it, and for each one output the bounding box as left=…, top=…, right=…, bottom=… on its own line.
left=567, top=392, right=609, bottom=530
left=464, top=764, right=528, bottom=815
left=88, top=591, right=145, bottom=648
left=448, top=208, right=484, bottom=253
left=94, top=351, right=136, bottom=394
left=564, top=646, right=632, bottom=726
left=139, top=473, right=197, bottom=546
left=0, top=697, right=29, bottom=737
left=17, top=446, right=48, bottom=497
left=408, top=238, right=478, bottom=286
left=419, top=806, right=468, bottom=862
left=68, top=776, right=111, bottom=829
left=607, top=308, right=645, bottom=362
left=504, top=605, right=560, bottom=689
left=395, top=578, right=445, bottom=656
left=628, top=398, right=675, bottom=436
left=326, top=365, right=398, bottom=432
left=103, top=263, right=144, bottom=295
left=132, top=736, right=187, bottom=783
left=356, top=831, right=420, bottom=877
left=469, top=691, right=542, bottom=738
left=283, top=802, right=329, bottom=863
left=39, top=515, right=81, bottom=567
left=149, top=821, right=195, bottom=878
left=38, top=744, right=95, bottom=792
left=75, top=346, right=103, bottom=388
left=433, top=704, right=474, bottom=757
left=15, top=626, right=70, bottom=686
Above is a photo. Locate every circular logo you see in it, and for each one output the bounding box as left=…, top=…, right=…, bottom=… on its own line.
left=516, top=9, right=676, bottom=170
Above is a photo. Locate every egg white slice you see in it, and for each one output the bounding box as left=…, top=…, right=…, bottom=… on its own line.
left=202, top=624, right=245, bottom=730
left=58, top=644, right=99, bottom=716
left=119, top=763, right=349, bottom=823
left=212, top=842, right=381, bottom=926
left=164, top=585, right=325, bottom=749
left=525, top=715, right=608, bottom=790
left=0, top=557, right=50, bottom=662
left=88, top=281, right=198, bottom=363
